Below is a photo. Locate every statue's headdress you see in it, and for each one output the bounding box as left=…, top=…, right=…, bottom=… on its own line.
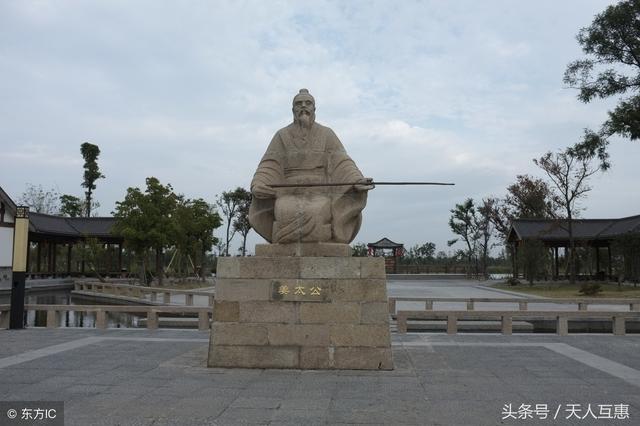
left=293, top=88, right=315, bottom=105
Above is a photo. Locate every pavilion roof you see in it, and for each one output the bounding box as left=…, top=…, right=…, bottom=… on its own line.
left=29, top=213, right=119, bottom=239
left=508, top=215, right=640, bottom=243
left=367, top=237, right=403, bottom=249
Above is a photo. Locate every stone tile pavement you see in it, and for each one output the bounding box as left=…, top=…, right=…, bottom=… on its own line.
left=0, top=328, right=639, bottom=425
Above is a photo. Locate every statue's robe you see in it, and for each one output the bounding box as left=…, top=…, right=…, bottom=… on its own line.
left=249, top=122, right=367, bottom=244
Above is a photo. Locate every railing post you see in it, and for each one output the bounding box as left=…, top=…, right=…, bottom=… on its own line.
left=388, top=298, right=396, bottom=314
left=447, top=315, right=457, bottom=335
left=613, top=316, right=626, bottom=336
left=425, top=300, right=433, bottom=310
left=186, top=294, right=194, bottom=306
left=0, top=310, right=10, bottom=328
left=578, top=302, right=587, bottom=311
left=557, top=316, right=568, bottom=336
left=501, top=315, right=512, bottom=335
left=96, top=310, right=107, bottom=329
left=147, top=310, right=158, bottom=330
left=150, top=292, right=157, bottom=302
left=198, top=311, right=209, bottom=331
left=46, top=310, right=58, bottom=328
left=397, top=313, right=407, bottom=333
left=163, top=292, right=171, bottom=304
left=466, top=300, right=474, bottom=311
left=208, top=295, right=215, bottom=307
left=518, top=301, right=528, bottom=311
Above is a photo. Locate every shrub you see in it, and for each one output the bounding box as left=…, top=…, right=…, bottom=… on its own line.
left=506, top=277, right=520, bottom=286
left=579, top=283, right=602, bottom=296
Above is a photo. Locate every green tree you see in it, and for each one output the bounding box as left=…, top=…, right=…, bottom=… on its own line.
left=485, top=175, right=561, bottom=279
left=534, top=149, right=601, bottom=284
left=351, top=242, right=368, bottom=257
left=564, top=0, right=640, bottom=168
left=59, top=194, right=83, bottom=217
left=113, top=177, right=177, bottom=285
left=477, top=199, right=495, bottom=278
left=403, top=242, right=436, bottom=264
left=80, top=142, right=105, bottom=217
left=77, top=237, right=107, bottom=282
left=486, top=175, right=560, bottom=242
left=216, top=187, right=250, bottom=256
left=174, top=197, right=221, bottom=277
left=232, top=190, right=253, bottom=256
left=518, top=239, right=549, bottom=285
left=448, top=198, right=481, bottom=276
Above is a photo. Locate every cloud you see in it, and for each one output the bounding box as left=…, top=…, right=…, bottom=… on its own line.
left=0, top=0, right=634, bottom=254
left=4, top=144, right=82, bottom=168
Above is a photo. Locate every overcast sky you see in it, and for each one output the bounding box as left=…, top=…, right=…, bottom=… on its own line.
left=1, top=0, right=638, bottom=255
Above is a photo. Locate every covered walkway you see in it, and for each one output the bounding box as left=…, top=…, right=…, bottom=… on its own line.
left=508, top=215, right=640, bottom=281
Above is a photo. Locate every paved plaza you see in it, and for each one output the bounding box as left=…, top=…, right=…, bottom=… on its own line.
left=1, top=328, right=639, bottom=425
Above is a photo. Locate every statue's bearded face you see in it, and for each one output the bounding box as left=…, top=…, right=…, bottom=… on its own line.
left=292, top=97, right=316, bottom=129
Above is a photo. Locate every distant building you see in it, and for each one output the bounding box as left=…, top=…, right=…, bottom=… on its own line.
left=0, top=185, right=123, bottom=279
left=508, top=215, right=640, bottom=281
left=368, top=237, right=404, bottom=273
left=0, top=186, right=17, bottom=286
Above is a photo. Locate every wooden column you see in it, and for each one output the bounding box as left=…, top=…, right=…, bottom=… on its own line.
left=67, top=244, right=73, bottom=275
left=595, top=246, right=601, bottom=275
left=81, top=243, right=85, bottom=274
left=118, top=244, right=123, bottom=274
left=106, top=243, right=112, bottom=276
left=607, top=244, right=613, bottom=280
left=36, top=241, right=42, bottom=273
left=554, top=246, right=559, bottom=280
left=52, top=242, right=57, bottom=276
left=26, top=241, right=31, bottom=273
left=513, top=243, right=519, bottom=278
left=47, top=242, right=53, bottom=273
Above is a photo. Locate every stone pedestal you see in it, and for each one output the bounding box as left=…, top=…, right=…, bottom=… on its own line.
left=208, top=249, right=393, bottom=370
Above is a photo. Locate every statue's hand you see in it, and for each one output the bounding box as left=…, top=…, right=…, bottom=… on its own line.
left=253, top=184, right=276, bottom=199
left=354, top=177, right=374, bottom=192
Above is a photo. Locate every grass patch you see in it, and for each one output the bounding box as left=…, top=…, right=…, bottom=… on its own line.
left=491, top=281, right=640, bottom=298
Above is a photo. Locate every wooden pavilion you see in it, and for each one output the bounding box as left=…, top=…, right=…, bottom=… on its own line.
left=0, top=185, right=124, bottom=278
left=367, top=237, right=404, bottom=273
left=27, top=213, right=124, bottom=277
left=507, top=215, right=640, bottom=280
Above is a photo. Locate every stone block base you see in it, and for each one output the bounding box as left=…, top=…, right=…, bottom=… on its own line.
left=208, top=254, right=393, bottom=370
left=255, top=242, right=352, bottom=257
left=208, top=343, right=393, bottom=370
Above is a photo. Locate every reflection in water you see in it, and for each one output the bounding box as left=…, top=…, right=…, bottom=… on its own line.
left=3, top=289, right=144, bottom=328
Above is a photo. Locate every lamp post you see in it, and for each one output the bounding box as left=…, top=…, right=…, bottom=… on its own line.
left=10, top=206, right=29, bottom=329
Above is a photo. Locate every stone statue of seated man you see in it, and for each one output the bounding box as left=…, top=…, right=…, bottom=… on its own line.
left=249, top=89, right=373, bottom=245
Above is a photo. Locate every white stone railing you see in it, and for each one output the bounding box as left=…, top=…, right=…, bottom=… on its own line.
left=73, top=281, right=215, bottom=306
left=388, top=297, right=640, bottom=315
left=395, top=309, right=640, bottom=336
left=0, top=304, right=211, bottom=330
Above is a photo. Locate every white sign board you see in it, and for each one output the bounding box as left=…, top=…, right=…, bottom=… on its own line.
left=0, top=227, right=13, bottom=267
